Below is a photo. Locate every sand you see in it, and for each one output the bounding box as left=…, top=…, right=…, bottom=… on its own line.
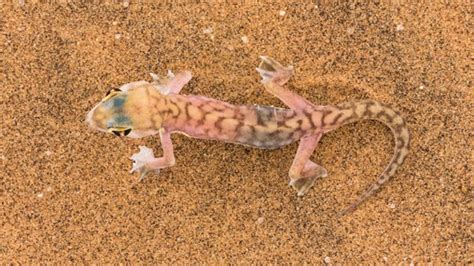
left=1, top=2, right=472, bottom=264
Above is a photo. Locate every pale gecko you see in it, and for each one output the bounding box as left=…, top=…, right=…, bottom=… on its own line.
left=86, top=57, right=410, bottom=215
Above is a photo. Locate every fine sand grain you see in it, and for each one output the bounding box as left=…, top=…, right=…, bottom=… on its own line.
left=2, top=2, right=472, bottom=263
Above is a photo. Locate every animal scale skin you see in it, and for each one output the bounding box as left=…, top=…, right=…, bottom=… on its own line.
left=86, top=57, right=410, bottom=215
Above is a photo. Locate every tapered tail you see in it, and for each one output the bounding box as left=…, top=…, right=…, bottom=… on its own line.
left=323, top=100, right=410, bottom=215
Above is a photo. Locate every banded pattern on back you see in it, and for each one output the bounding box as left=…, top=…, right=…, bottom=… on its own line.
left=234, top=105, right=304, bottom=149
left=329, top=100, right=410, bottom=214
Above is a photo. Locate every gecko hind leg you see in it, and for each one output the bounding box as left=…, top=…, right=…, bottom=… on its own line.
left=256, top=56, right=314, bottom=111
left=290, top=160, right=328, bottom=196
left=288, top=133, right=327, bottom=196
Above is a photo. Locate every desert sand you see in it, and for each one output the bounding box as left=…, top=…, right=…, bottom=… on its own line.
left=2, top=2, right=472, bottom=263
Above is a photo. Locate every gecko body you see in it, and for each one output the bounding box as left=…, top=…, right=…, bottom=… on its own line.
left=87, top=57, right=410, bottom=215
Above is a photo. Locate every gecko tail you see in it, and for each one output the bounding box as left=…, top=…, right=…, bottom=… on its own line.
left=332, top=100, right=410, bottom=216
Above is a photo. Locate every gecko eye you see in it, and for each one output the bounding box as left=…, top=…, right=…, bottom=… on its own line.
left=108, top=127, right=132, bottom=137
left=123, top=128, right=132, bottom=136
left=102, top=88, right=122, bottom=101
left=105, top=88, right=122, bottom=97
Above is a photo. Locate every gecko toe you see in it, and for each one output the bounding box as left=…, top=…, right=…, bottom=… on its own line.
left=319, top=167, right=328, bottom=178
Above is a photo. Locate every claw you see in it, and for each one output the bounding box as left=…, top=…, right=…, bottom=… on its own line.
left=130, top=145, right=160, bottom=181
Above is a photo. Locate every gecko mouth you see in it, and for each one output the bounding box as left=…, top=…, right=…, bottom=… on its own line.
left=126, top=129, right=160, bottom=139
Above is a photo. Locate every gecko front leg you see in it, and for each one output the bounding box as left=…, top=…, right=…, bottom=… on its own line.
left=130, top=129, right=176, bottom=181
left=150, top=70, right=192, bottom=95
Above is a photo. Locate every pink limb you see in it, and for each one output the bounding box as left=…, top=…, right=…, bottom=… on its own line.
left=288, top=133, right=327, bottom=196
left=256, top=56, right=315, bottom=111
left=130, top=130, right=176, bottom=181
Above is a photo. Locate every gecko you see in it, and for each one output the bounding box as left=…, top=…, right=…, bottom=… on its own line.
left=86, top=56, right=410, bottom=215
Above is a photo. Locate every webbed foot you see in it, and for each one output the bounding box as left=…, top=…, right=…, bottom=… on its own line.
left=256, top=56, right=294, bottom=85
left=150, top=69, right=192, bottom=95
left=289, top=162, right=328, bottom=196
left=130, top=145, right=161, bottom=181
left=289, top=176, right=318, bottom=196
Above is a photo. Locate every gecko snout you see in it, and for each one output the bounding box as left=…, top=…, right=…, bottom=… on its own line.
left=85, top=105, right=106, bottom=132
left=85, top=106, right=98, bottom=128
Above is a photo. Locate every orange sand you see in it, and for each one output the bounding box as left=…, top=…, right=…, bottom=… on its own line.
left=1, top=2, right=471, bottom=263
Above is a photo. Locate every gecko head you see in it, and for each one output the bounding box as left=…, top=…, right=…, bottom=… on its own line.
left=86, top=82, right=160, bottom=138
